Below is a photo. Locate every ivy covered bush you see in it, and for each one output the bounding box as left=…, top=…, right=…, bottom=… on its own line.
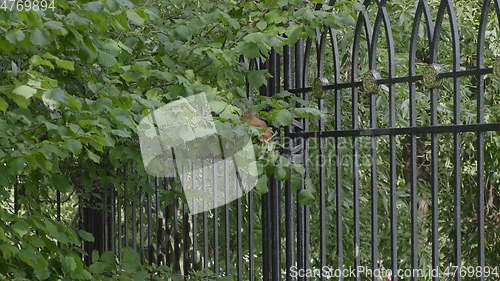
left=0, top=207, right=233, bottom=280
left=0, top=0, right=354, bottom=279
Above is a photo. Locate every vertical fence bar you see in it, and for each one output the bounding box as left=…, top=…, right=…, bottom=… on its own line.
left=260, top=57, right=271, bottom=281
left=103, top=185, right=108, bottom=252
left=248, top=188, right=255, bottom=281
left=377, top=5, right=398, bottom=280
left=409, top=4, right=421, bottom=281
left=203, top=160, right=209, bottom=270
left=262, top=180, right=270, bottom=281
left=369, top=82, right=379, bottom=276
left=110, top=186, right=115, bottom=254
left=213, top=157, right=219, bottom=275
left=117, top=185, right=122, bottom=258
left=181, top=164, right=190, bottom=277
left=183, top=200, right=190, bottom=277
left=192, top=162, right=198, bottom=272
left=410, top=4, right=435, bottom=279
left=316, top=31, right=327, bottom=281
left=124, top=167, right=129, bottom=250
left=224, top=160, right=230, bottom=276
left=327, top=28, right=344, bottom=278
left=430, top=3, right=446, bottom=280
left=270, top=49, right=281, bottom=281
left=368, top=11, right=379, bottom=272
left=283, top=43, right=295, bottom=281
left=139, top=186, right=144, bottom=264
left=173, top=179, right=180, bottom=271
left=132, top=179, right=137, bottom=251
left=147, top=181, right=152, bottom=265
left=476, top=1, right=490, bottom=280
left=164, top=178, right=170, bottom=267
left=446, top=3, right=463, bottom=280
left=302, top=38, right=311, bottom=281
left=57, top=191, right=61, bottom=222
left=294, top=38, right=304, bottom=281
left=351, top=10, right=369, bottom=280
left=246, top=59, right=255, bottom=281
left=123, top=198, right=128, bottom=251
left=430, top=88, right=439, bottom=281
left=237, top=195, right=242, bottom=281
left=154, top=177, right=160, bottom=265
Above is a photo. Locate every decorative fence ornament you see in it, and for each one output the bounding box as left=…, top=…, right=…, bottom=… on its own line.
left=422, top=64, right=443, bottom=89
left=312, top=77, right=329, bottom=99
left=361, top=70, right=381, bottom=94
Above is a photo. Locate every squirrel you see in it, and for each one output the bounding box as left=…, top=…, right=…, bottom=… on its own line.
left=240, top=110, right=273, bottom=142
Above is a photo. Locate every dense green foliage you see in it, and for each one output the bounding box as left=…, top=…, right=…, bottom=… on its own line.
left=0, top=0, right=355, bottom=279
left=0, top=0, right=498, bottom=280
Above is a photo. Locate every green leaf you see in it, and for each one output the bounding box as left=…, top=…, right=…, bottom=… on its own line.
left=0, top=97, right=8, bottom=112
left=87, top=150, right=101, bottom=163
left=247, top=70, right=267, bottom=88
left=254, top=174, right=268, bottom=194
left=29, top=152, right=53, bottom=171
left=11, top=95, right=30, bottom=108
left=271, top=109, right=293, bottom=127
left=110, top=129, right=131, bottom=138
left=66, top=12, right=91, bottom=28
left=126, top=10, right=145, bottom=25
left=256, top=21, right=267, bottom=30
left=30, top=28, right=51, bottom=46
left=293, top=107, right=324, bottom=119
left=55, top=59, right=75, bottom=71
left=174, top=25, right=191, bottom=41
left=89, top=261, right=106, bottom=274
left=291, top=163, right=305, bottom=175
left=79, top=230, right=95, bottom=242
left=44, top=21, right=68, bottom=36
left=53, top=174, right=72, bottom=193
left=7, top=157, right=26, bottom=174
left=83, top=1, right=103, bottom=12
left=298, top=187, right=316, bottom=205
left=5, top=29, right=25, bottom=43
left=274, top=156, right=290, bottom=181
left=33, top=256, right=50, bottom=280
left=45, top=88, right=82, bottom=110
left=60, top=256, right=77, bottom=274
left=98, top=52, right=117, bottom=67
left=64, top=139, right=83, bottom=154
left=122, top=248, right=141, bottom=271
left=240, top=42, right=261, bottom=59
left=334, top=14, right=356, bottom=26
left=19, top=248, right=37, bottom=267
left=286, top=25, right=303, bottom=45
left=0, top=245, right=18, bottom=259
left=12, top=221, right=30, bottom=237
left=30, top=55, right=54, bottom=69
left=12, top=85, right=37, bottom=99
left=43, top=221, right=69, bottom=243
left=290, top=173, right=301, bottom=193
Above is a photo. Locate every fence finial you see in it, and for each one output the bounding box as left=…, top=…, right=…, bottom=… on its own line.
left=362, top=70, right=381, bottom=94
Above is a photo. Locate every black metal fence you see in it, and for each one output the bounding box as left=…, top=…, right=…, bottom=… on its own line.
left=80, top=0, right=500, bottom=280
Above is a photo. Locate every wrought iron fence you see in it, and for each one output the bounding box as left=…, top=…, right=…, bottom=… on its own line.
left=77, top=0, right=500, bottom=280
